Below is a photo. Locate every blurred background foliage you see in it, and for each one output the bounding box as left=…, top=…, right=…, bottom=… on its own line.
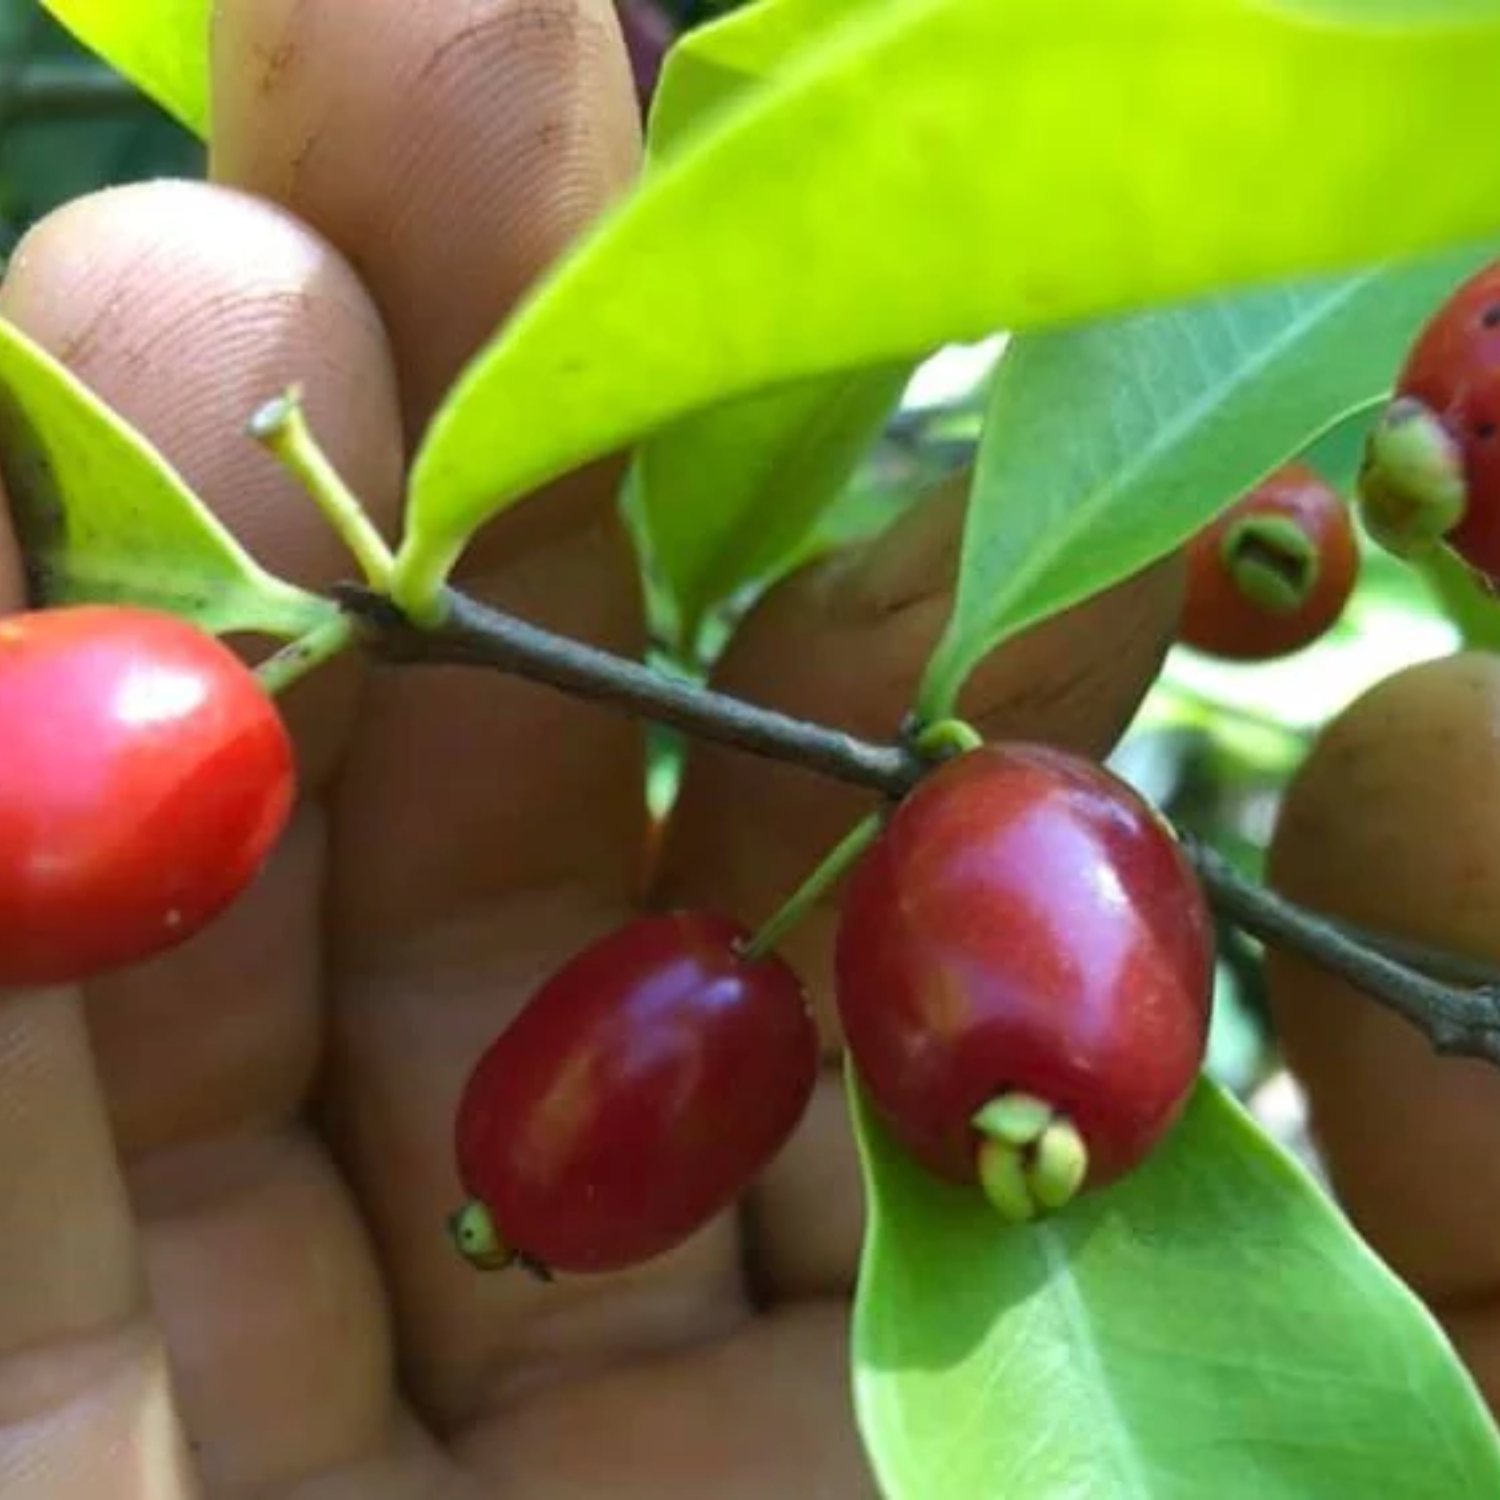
left=8, top=0, right=1464, bottom=1147
left=0, top=1, right=198, bottom=262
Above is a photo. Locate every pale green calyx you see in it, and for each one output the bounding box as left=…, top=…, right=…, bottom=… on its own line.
left=1357, top=396, right=1468, bottom=558
left=447, top=1200, right=515, bottom=1272
left=911, top=717, right=985, bottom=763
left=1221, top=513, right=1319, bottom=615
left=972, top=1092, right=1054, bottom=1146
left=973, top=1092, right=1092, bottom=1224
left=1029, top=1120, right=1090, bottom=1210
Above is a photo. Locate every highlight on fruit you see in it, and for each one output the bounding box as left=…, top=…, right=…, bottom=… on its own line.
left=0, top=603, right=295, bottom=988
left=449, top=910, right=819, bottom=1277
left=834, top=742, right=1216, bottom=1223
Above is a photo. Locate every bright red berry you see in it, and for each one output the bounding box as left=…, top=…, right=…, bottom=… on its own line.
left=0, top=604, right=295, bottom=987
left=835, top=745, right=1214, bottom=1222
left=450, top=911, right=819, bottom=1276
left=1359, top=259, right=1500, bottom=579
left=1178, top=463, right=1359, bottom=662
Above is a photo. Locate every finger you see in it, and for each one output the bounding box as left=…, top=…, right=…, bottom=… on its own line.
left=656, top=471, right=1186, bottom=1298
left=211, top=0, right=642, bottom=438
left=457, top=1305, right=874, bottom=1498
left=0, top=346, right=190, bottom=1490
left=0, top=181, right=412, bottom=1492
left=210, top=0, right=728, bottom=1431
left=0, top=178, right=405, bottom=786
left=1264, top=653, right=1500, bottom=1319
left=0, top=990, right=194, bottom=1499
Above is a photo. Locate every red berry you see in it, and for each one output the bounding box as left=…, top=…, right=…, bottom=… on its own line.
left=835, top=745, right=1214, bottom=1220
left=1362, top=259, right=1500, bottom=580
left=451, top=912, right=819, bottom=1276
left=1178, top=463, right=1359, bottom=662
left=0, top=604, right=295, bottom=987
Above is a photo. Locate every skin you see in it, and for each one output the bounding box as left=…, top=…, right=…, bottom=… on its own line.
left=1, top=0, right=1480, bottom=1495
left=1266, top=653, right=1500, bottom=1408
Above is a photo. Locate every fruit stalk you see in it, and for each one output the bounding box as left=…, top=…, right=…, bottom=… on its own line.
left=338, top=582, right=921, bottom=797
left=1187, top=837, right=1500, bottom=1064
left=255, top=611, right=357, bottom=696
left=249, top=388, right=396, bottom=591
left=742, top=812, right=885, bottom=961
left=337, top=580, right=1500, bottom=1071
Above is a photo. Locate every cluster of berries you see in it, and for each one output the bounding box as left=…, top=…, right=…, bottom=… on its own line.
left=5, top=255, right=1495, bottom=1284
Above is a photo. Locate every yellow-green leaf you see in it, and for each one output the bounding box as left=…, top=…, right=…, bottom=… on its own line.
left=38, top=0, right=211, bottom=138
left=393, top=0, right=1500, bottom=613
left=0, top=314, right=332, bottom=638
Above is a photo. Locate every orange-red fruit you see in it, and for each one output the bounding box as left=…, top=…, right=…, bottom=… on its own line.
left=835, top=744, right=1215, bottom=1194
left=1179, top=463, right=1359, bottom=661
left=0, top=604, right=295, bottom=986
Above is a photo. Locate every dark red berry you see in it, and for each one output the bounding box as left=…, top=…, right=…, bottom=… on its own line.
left=451, top=911, right=819, bottom=1276
left=835, top=745, right=1214, bottom=1220
left=1178, top=463, right=1359, bottom=662
left=0, top=604, right=295, bottom=987
left=1361, top=259, right=1500, bottom=580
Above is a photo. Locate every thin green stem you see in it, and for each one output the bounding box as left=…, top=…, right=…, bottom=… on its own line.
left=249, top=388, right=396, bottom=590
left=1410, top=545, right=1500, bottom=652
left=389, top=533, right=463, bottom=628
left=910, top=717, right=984, bottom=761
left=255, top=612, right=356, bottom=696
left=742, top=812, right=885, bottom=961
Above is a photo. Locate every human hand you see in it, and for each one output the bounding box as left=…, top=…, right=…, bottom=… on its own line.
left=0, top=2, right=1185, bottom=1495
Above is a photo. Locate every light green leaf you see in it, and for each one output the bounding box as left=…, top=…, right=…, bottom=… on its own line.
left=637, top=367, right=912, bottom=649
left=0, top=314, right=333, bottom=638
left=850, top=1071, right=1500, bottom=1499
left=37, top=0, right=210, bottom=138
left=636, top=0, right=915, bottom=649
left=917, top=244, right=1499, bottom=717
left=647, top=0, right=885, bottom=152
left=394, top=0, right=1500, bottom=613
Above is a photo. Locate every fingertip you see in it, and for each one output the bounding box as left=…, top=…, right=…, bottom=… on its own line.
left=0, top=178, right=405, bottom=784
left=0, top=988, right=142, bottom=1356
left=210, top=0, right=643, bottom=433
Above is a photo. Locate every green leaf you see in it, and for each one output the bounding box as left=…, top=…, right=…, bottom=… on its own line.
left=637, top=366, right=912, bottom=649
left=917, top=244, right=1499, bottom=717
left=394, top=0, right=1500, bottom=612
left=850, top=1071, right=1500, bottom=1499
left=36, top=0, right=210, bottom=137
left=636, top=0, right=915, bottom=649
left=0, top=314, right=333, bottom=638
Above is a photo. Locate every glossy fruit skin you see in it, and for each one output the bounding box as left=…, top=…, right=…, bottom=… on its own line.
left=0, top=604, right=295, bottom=987
left=835, top=745, right=1215, bottom=1191
left=454, top=912, right=819, bottom=1275
left=1394, top=259, right=1500, bottom=581
left=1178, top=463, right=1359, bottom=661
